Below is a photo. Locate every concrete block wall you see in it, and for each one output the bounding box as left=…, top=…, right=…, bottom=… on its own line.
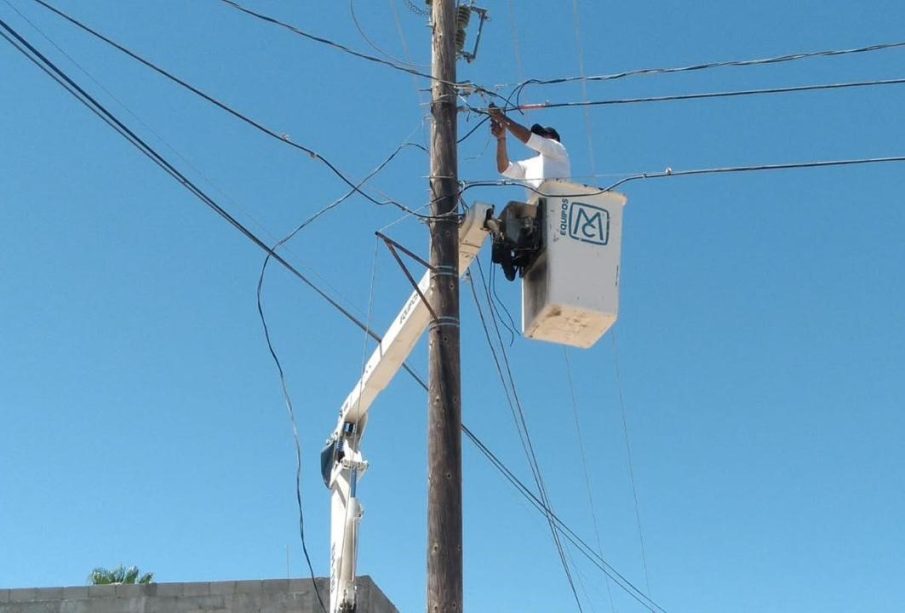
left=0, top=577, right=398, bottom=613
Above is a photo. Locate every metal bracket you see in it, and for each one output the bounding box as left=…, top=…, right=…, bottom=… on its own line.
left=376, top=231, right=440, bottom=324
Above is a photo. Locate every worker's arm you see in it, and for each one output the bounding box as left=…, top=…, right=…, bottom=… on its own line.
left=492, top=119, right=510, bottom=173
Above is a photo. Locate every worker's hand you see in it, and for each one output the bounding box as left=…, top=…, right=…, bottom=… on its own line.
left=491, top=118, right=504, bottom=139
left=488, top=105, right=504, bottom=124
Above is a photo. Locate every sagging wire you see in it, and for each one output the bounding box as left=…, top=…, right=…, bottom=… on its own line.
left=349, top=0, right=428, bottom=71
left=0, top=14, right=333, bottom=611
left=514, top=76, right=905, bottom=112
left=457, top=153, right=905, bottom=202
left=563, top=347, right=617, bottom=613
left=506, top=39, right=905, bottom=107
left=28, top=0, right=437, bottom=220
left=255, top=258, right=329, bottom=613
left=470, top=260, right=585, bottom=612
left=216, top=0, right=508, bottom=108
left=0, top=18, right=650, bottom=612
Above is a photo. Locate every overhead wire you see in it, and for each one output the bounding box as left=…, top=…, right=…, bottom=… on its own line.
left=3, top=8, right=677, bottom=612
left=215, top=0, right=513, bottom=111
left=505, top=0, right=525, bottom=81
left=28, top=0, right=435, bottom=220
left=0, top=13, right=336, bottom=611
left=460, top=400, right=665, bottom=613
left=0, top=0, right=277, bottom=248
left=567, top=0, right=597, bottom=178
left=459, top=153, right=905, bottom=201
left=516, top=76, right=905, bottom=111
left=508, top=39, right=905, bottom=106
left=0, top=21, right=653, bottom=612
left=350, top=0, right=427, bottom=70
left=255, top=250, right=328, bottom=613
left=471, top=260, right=585, bottom=612
left=217, top=0, right=440, bottom=82
left=563, top=348, right=616, bottom=613
left=253, top=135, right=422, bottom=604
left=0, top=9, right=441, bottom=416
left=610, top=331, right=651, bottom=597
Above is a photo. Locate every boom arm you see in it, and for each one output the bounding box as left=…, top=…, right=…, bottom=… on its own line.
left=322, top=204, right=492, bottom=612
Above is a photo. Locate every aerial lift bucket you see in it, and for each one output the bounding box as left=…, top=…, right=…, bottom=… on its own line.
left=520, top=180, right=627, bottom=349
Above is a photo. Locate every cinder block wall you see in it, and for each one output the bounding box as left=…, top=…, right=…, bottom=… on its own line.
left=0, top=576, right=398, bottom=613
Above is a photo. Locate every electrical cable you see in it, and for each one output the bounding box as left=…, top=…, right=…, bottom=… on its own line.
left=256, top=261, right=328, bottom=613
left=218, top=0, right=440, bottom=86
left=517, top=76, right=905, bottom=111
left=563, top=348, right=617, bottom=613
left=350, top=0, right=427, bottom=70
left=0, top=15, right=663, bottom=612
left=509, top=39, right=905, bottom=106
left=461, top=423, right=665, bottom=613
left=471, top=260, right=585, bottom=612
left=505, top=0, right=525, bottom=81
left=610, top=331, right=651, bottom=597
left=28, top=0, right=434, bottom=220
left=459, top=153, right=905, bottom=201
left=568, top=0, right=598, bottom=180
left=214, top=0, right=509, bottom=108
left=488, top=264, right=518, bottom=347
left=0, top=14, right=338, bottom=611
left=401, top=0, right=430, bottom=17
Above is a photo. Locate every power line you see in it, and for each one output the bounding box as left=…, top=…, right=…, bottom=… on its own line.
left=600, top=155, right=905, bottom=191
left=2, top=12, right=666, bottom=611
left=214, top=0, right=509, bottom=108
left=610, top=332, right=652, bottom=597
left=461, top=422, right=666, bottom=613
left=255, top=258, right=328, bottom=613
left=28, top=0, right=432, bottom=219
left=3, top=0, right=299, bottom=259
left=563, top=348, right=616, bottom=612
left=350, top=0, right=427, bottom=70
left=218, top=0, right=444, bottom=88
left=460, top=153, right=905, bottom=200
left=516, top=76, right=905, bottom=111
left=567, top=0, right=598, bottom=179
left=0, top=15, right=331, bottom=613
left=470, top=262, right=585, bottom=612
left=508, top=39, right=905, bottom=105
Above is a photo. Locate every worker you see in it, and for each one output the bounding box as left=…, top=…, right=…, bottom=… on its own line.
left=487, top=106, right=571, bottom=280
left=489, top=105, right=571, bottom=190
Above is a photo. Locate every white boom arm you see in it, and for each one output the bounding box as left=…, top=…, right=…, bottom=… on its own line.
left=323, top=204, right=492, bottom=613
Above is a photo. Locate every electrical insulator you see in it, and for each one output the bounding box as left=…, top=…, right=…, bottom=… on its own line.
left=457, top=5, right=472, bottom=28
left=455, top=28, right=467, bottom=53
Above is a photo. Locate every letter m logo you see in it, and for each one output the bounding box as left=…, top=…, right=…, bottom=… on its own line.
left=568, top=202, right=609, bottom=245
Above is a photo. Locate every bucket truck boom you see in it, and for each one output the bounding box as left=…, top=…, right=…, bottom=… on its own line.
left=319, top=179, right=628, bottom=612
left=321, top=204, right=492, bottom=613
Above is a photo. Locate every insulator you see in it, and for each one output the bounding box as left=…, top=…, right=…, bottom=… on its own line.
left=457, top=6, right=472, bottom=28
left=455, top=28, right=467, bottom=53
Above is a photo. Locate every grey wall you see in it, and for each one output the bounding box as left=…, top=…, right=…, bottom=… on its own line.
left=0, top=577, right=397, bottom=613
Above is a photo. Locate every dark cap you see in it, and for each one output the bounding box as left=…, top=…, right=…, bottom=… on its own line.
left=530, top=123, right=561, bottom=142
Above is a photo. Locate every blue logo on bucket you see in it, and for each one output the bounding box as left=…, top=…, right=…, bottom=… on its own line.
left=565, top=201, right=609, bottom=245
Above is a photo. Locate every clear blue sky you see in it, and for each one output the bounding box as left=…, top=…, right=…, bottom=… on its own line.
left=2, top=1, right=904, bottom=611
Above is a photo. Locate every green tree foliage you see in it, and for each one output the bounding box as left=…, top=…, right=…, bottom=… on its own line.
left=88, top=565, right=154, bottom=585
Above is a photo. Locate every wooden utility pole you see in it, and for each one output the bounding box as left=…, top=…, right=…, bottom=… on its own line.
left=427, top=0, right=462, bottom=611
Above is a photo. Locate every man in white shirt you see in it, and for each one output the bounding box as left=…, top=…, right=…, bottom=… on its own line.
left=487, top=106, right=571, bottom=280
left=489, top=106, right=571, bottom=190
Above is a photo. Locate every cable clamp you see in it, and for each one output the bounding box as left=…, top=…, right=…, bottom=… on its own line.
left=429, top=316, right=461, bottom=330
left=432, top=265, right=458, bottom=277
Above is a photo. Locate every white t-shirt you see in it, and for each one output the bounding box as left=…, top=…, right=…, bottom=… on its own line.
left=501, top=133, right=571, bottom=190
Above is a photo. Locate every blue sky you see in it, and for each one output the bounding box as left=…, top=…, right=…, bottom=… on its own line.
left=1, top=1, right=904, bottom=611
